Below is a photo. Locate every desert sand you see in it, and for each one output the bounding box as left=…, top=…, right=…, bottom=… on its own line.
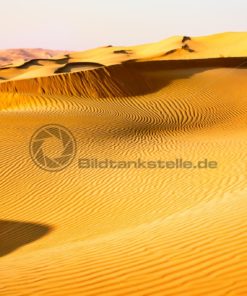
left=0, top=32, right=247, bottom=295
left=0, top=48, right=70, bottom=68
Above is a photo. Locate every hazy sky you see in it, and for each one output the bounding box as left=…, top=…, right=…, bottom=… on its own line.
left=0, top=0, right=246, bottom=50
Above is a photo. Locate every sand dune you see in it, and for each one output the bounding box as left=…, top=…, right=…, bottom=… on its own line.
left=1, top=58, right=247, bottom=100
left=0, top=33, right=247, bottom=295
left=1, top=32, right=247, bottom=82
left=0, top=48, right=70, bottom=67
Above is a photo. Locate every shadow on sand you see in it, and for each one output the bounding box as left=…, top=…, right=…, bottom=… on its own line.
left=1, top=57, right=247, bottom=98
left=0, top=219, right=52, bottom=257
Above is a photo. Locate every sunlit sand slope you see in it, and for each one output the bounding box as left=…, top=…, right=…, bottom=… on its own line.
left=1, top=32, right=247, bottom=82
left=0, top=33, right=247, bottom=295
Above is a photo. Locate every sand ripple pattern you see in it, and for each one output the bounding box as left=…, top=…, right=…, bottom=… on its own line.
left=0, top=61, right=247, bottom=295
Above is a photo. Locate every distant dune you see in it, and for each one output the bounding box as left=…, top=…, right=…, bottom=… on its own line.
left=0, top=32, right=247, bottom=296
left=0, top=48, right=70, bottom=67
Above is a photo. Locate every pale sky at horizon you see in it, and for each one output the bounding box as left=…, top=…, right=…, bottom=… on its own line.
left=0, top=0, right=246, bottom=51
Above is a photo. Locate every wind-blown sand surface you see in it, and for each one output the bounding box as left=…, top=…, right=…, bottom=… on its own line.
left=0, top=33, right=247, bottom=295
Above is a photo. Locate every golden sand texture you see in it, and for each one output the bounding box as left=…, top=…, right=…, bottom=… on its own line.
left=0, top=33, right=247, bottom=295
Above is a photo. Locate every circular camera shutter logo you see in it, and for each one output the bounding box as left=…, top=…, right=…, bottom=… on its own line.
left=30, top=125, right=76, bottom=172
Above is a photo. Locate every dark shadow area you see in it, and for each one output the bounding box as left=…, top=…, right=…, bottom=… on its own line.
left=182, top=44, right=195, bottom=53
left=182, top=36, right=191, bottom=43
left=16, top=58, right=69, bottom=69
left=164, top=49, right=177, bottom=56
left=114, top=49, right=133, bottom=54
left=16, top=59, right=43, bottom=69
left=0, top=220, right=52, bottom=257
left=55, top=62, right=104, bottom=74
left=123, top=57, right=247, bottom=69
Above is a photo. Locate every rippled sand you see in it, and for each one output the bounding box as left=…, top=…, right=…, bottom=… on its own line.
left=0, top=33, right=247, bottom=295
